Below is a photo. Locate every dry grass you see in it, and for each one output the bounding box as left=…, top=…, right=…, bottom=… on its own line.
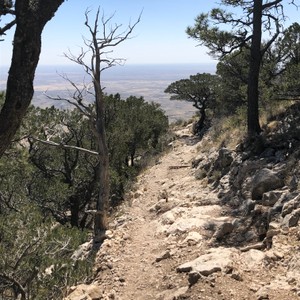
left=199, top=100, right=296, bottom=152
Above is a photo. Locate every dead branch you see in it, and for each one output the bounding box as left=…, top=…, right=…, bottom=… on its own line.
left=0, top=19, right=16, bottom=39
left=0, top=273, right=26, bottom=300
left=30, top=136, right=99, bottom=156
left=64, top=7, right=141, bottom=74
left=168, top=165, right=190, bottom=169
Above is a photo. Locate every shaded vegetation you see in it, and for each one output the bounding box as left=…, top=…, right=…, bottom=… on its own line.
left=0, top=92, right=168, bottom=299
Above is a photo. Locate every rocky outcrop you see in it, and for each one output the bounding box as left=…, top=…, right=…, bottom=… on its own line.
left=251, top=168, right=284, bottom=200
left=177, top=247, right=239, bottom=276
left=65, top=118, right=300, bottom=300
left=65, top=284, right=103, bottom=300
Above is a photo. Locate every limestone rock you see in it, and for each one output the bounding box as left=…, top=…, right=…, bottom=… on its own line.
left=161, top=211, right=176, bottom=225
left=261, top=190, right=284, bottom=206
left=188, top=271, right=202, bottom=286
left=64, top=284, right=102, bottom=300
left=159, top=286, right=189, bottom=300
left=182, top=231, right=202, bottom=245
left=256, top=275, right=293, bottom=299
left=159, top=205, right=223, bottom=236
left=164, top=217, right=207, bottom=236
left=251, top=168, right=284, bottom=200
left=240, top=249, right=266, bottom=268
left=281, top=194, right=300, bottom=217
left=212, top=222, right=234, bottom=240
left=282, top=208, right=300, bottom=228
left=177, top=247, right=238, bottom=276
left=155, top=250, right=171, bottom=262
left=71, top=240, right=93, bottom=261
left=213, top=148, right=234, bottom=173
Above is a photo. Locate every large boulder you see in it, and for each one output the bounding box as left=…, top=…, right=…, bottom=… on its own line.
left=212, top=221, right=234, bottom=240
left=64, top=284, right=102, bottom=300
left=261, top=190, right=285, bottom=206
left=213, top=148, right=234, bottom=172
left=251, top=168, right=284, bottom=200
left=281, top=193, right=300, bottom=217
left=282, top=208, right=300, bottom=228
left=177, top=247, right=239, bottom=276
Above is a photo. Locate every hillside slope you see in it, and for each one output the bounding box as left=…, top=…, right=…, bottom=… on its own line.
left=66, top=119, right=300, bottom=300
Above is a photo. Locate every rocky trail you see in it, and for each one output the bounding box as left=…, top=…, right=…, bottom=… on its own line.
left=66, top=126, right=300, bottom=300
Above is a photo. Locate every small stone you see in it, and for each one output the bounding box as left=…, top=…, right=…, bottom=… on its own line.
left=122, top=233, right=131, bottom=240
left=268, top=222, right=280, bottom=230
left=249, top=284, right=260, bottom=292
left=188, top=271, right=202, bottom=286
left=231, top=271, right=243, bottom=281
left=213, top=222, right=234, bottom=240
left=266, top=229, right=280, bottom=238
left=106, top=230, right=114, bottom=238
left=287, top=277, right=296, bottom=285
left=257, top=287, right=270, bottom=300
left=106, top=262, right=113, bottom=269
left=182, top=231, right=202, bottom=245
left=257, top=293, right=269, bottom=300
left=155, top=250, right=171, bottom=262
left=273, top=251, right=284, bottom=259
left=282, top=210, right=300, bottom=228
left=261, top=191, right=283, bottom=206
left=134, top=190, right=143, bottom=198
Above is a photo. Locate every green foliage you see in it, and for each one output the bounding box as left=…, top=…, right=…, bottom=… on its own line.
left=105, top=94, right=168, bottom=204
left=272, top=23, right=300, bottom=99
left=186, top=11, right=241, bottom=58
left=186, top=0, right=286, bottom=59
left=0, top=204, right=92, bottom=299
left=215, top=22, right=300, bottom=118
left=16, top=93, right=168, bottom=221
left=216, top=50, right=248, bottom=115
left=164, top=73, right=218, bottom=108
left=165, top=73, right=219, bottom=135
left=0, top=78, right=168, bottom=300
left=0, top=140, right=92, bottom=299
left=22, top=106, right=99, bottom=228
left=186, top=0, right=296, bottom=135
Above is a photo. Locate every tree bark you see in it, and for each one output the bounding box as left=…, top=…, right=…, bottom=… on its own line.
left=0, top=0, right=64, bottom=157
left=195, top=105, right=206, bottom=135
left=93, top=123, right=110, bottom=241
left=93, top=34, right=110, bottom=241
left=247, top=0, right=263, bottom=136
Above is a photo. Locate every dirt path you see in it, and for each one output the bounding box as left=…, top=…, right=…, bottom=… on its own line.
left=66, top=129, right=300, bottom=300
left=92, top=131, right=212, bottom=299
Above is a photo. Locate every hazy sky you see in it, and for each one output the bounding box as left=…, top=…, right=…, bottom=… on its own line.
left=0, top=1, right=219, bottom=66
left=1, top=1, right=299, bottom=67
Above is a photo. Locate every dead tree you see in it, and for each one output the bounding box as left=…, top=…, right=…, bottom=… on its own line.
left=47, top=8, right=140, bottom=242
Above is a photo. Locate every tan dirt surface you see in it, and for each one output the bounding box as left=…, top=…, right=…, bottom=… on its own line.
left=66, top=128, right=300, bottom=300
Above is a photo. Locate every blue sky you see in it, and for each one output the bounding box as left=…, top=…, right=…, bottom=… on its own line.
left=1, top=0, right=218, bottom=66
left=1, top=0, right=299, bottom=66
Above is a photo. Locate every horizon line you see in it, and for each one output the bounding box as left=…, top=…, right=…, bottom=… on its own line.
left=0, top=61, right=217, bottom=69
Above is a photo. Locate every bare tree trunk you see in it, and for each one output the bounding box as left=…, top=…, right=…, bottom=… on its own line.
left=94, top=110, right=110, bottom=240
left=247, top=0, right=262, bottom=136
left=93, top=38, right=110, bottom=241
left=194, top=105, right=206, bottom=135
left=61, top=9, right=140, bottom=241
left=0, top=0, right=64, bottom=157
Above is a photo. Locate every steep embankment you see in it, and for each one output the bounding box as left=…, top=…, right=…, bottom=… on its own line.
left=66, top=124, right=300, bottom=300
